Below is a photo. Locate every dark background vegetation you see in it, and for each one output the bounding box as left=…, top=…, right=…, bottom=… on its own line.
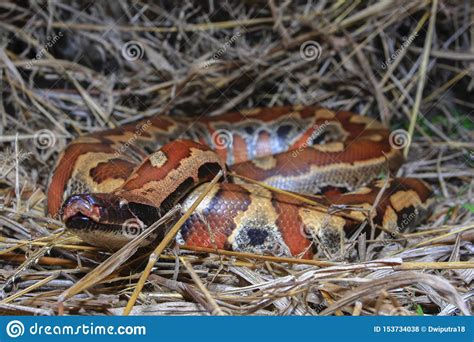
left=0, top=1, right=472, bottom=316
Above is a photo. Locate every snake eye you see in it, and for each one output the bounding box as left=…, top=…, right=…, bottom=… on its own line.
left=119, top=199, right=128, bottom=208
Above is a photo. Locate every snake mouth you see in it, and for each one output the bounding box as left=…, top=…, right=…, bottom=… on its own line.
left=64, top=211, right=129, bottom=233
left=61, top=193, right=162, bottom=249
left=62, top=195, right=101, bottom=225
left=62, top=194, right=133, bottom=230
left=65, top=212, right=101, bottom=230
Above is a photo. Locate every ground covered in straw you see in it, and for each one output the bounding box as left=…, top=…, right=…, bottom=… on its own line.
left=0, top=1, right=472, bottom=315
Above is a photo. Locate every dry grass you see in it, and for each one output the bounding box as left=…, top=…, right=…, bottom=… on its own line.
left=0, top=0, right=473, bottom=316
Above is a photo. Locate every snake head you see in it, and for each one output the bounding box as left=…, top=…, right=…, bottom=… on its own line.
left=61, top=193, right=161, bottom=250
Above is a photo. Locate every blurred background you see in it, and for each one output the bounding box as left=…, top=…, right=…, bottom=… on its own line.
left=0, top=1, right=472, bottom=316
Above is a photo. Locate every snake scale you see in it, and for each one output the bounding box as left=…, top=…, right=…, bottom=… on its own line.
left=47, top=105, right=432, bottom=259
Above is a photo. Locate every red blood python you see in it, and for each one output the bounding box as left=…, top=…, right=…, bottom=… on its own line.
left=48, top=106, right=432, bottom=259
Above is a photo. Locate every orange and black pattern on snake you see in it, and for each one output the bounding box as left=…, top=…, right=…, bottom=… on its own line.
left=48, top=106, right=432, bottom=259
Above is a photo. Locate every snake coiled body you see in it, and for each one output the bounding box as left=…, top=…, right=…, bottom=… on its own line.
left=48, top=106, right=432, bottom=259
